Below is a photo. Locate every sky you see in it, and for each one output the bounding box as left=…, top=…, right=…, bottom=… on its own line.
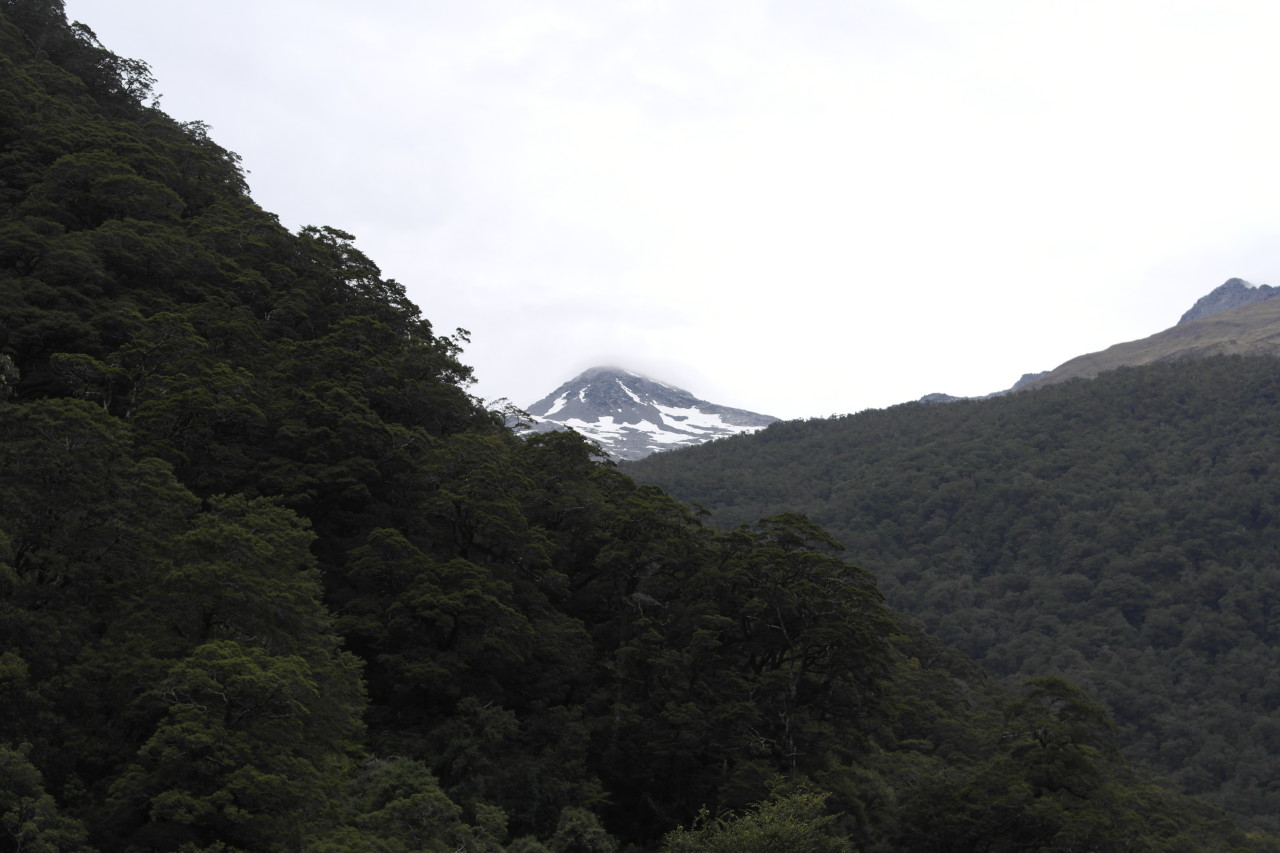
left=64, top=0, right=1280, bottom=420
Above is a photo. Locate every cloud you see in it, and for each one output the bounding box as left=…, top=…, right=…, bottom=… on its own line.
left=68, top=1, right=1280, bottom=419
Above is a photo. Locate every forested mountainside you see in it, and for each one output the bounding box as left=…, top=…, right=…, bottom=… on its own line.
left=0, top=2, right=1272, bottom=850
left=629, top=355, right=1280, bottom=835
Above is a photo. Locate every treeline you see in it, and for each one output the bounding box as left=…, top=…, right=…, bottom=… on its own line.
left=0, top=1, right=1271, bottom=850
left=630, top=355, right=1280, bottom=835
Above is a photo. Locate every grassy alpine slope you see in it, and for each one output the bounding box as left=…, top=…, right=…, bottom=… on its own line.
left=1023, top=297, right=1280, bottom=390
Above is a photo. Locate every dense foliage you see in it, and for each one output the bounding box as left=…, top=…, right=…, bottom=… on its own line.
left=631, top=355, right=1280, bottom=835
left=0, top=2, right=1273, bottom=850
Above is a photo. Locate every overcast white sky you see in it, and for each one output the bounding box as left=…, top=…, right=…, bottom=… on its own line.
left=65, top=1, right=1280, bottom=419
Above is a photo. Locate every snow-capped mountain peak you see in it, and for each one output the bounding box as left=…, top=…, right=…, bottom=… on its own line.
left=523, top=366, right=778, bottom=461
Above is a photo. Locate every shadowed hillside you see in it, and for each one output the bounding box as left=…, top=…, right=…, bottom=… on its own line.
left=630, top=355, right=1280, bottom=834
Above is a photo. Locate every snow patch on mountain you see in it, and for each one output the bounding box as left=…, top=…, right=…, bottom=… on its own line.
left=521, top=366, right=778, bottom=461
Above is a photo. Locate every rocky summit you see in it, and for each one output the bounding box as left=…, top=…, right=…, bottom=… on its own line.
left=1179, top=277, right=1280, bottom=324
left=523, top=366, right=778, bottom=460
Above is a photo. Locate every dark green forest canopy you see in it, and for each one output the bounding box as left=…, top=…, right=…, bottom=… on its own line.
left=629, top=354, right=1280, bottom=835
left=0, top=1, right=1274, bottom=850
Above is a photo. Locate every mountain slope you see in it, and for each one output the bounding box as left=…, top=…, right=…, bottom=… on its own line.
left=627, top=355, right=1280, bottom=834
left=1180, top=277, right=1280, bottom=324
left=524, top=366, right=777, bottom=460
left=1022, top=279, right=1280, bottom=391
left=924, top=278, right=1280, bottom=403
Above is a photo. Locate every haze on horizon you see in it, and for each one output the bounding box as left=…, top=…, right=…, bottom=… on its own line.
left=66, top=0, right=1280, bottom=420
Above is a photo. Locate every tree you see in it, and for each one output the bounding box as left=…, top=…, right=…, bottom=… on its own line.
left=661, top=785, right=852, bottom=853
left=0, top=742, right=90, bottom=853
left=109, top=640, right=362, bottom=852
